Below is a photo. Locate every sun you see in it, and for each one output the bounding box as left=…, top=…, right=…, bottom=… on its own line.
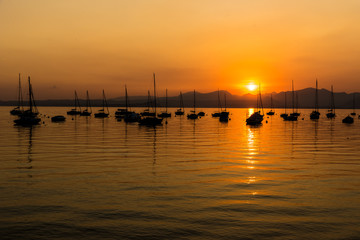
left=246, top=83, right=257, bottom=92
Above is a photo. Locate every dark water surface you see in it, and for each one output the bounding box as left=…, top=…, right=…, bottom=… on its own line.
left=1, top=107, right=360, bottom=239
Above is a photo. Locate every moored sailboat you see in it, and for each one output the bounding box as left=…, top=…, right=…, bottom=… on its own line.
left=94, top=90, right=109, bottom=118
left=80, top=90, right=92, bottom=116
left=175, top=91, right=185, bottom=116
left=139, top=73, right=163, bottom=126
left=187, top=90, right=198, bottom=120
left=219, top=93, right=230, bottom=122
left=246, top=83, right=264, bottom=125
left=14, top=76, right=41, bottom=126
left=266, top=94, right=275, bottom=116
left=158, top=89, right=171, bottom=118
left=326, top=85, right=336, bottom=118
left=67, top=91, right=81, bottom=115
left=212, top=89, right=222, bottom=117
left=310, top=79, right=320, bottom=120
left=10, top=73, right=24, bottom=116
left=284, top=80, right=298, bottom=121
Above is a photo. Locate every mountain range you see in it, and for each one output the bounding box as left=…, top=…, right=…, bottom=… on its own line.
left=1, top=88, right=360, bottom=109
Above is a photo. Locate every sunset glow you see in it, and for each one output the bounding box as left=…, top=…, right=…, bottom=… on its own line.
left=246, top=83, right=257, bottom=92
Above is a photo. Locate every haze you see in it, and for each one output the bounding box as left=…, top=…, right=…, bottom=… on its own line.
left=1, top=0, right=360, bottom=100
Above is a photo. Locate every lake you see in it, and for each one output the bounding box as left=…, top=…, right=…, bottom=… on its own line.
left=1, top=107, right=360, bottom=239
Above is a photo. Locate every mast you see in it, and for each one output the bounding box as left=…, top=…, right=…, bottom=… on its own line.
left=75, top=91, right=81, bottom=112
left=125, top=85, right=128, bottom=112
left=292, top=80, right=295, bottom=113
left=103, top=90, right=109, bottom=114
left=315, top=79, right=319, bottom=112
left=353, top=93, right=355, bottom=112
left=28, top=76, right=32, bottom=113
left=193, top=90, right=196, bottom=112
left=258, top=82, right=264, bottom=114
left=153, top=73, right=157, bottom=117
left=166, top=88, right=168, bottom=112
left=331, top=85, right=335, bottom=114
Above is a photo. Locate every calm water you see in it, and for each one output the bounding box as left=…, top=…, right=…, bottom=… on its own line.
left=1, top=107, right=360, bottom=240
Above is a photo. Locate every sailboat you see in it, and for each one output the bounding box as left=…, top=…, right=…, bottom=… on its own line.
left=67, top=91, right=82, bottom=115
left=14, top=76, right=41, bottom=126
left=219, top=93, right=230, bottom=122
left=80, top=91, right=92, bottom=116
left=310, top=79, right=320, bottom=120
left=158, top=89, right=171, bottom=118
left=212, top=89, right=222, bottom=117
left=284, top=80, right=298, bottom=121
left=342, top=115, right=354, bottom=124
left=246, top=83, right=264, bottom=125
left=266, top=94, right=275, bottom=115
left=280, top=92, right=288, bottom=119
left=350, top=94, right=356, bottom=116
left=139, top=73, right=163, bottom=125
left=115, top=85, right=132, bottom=119
left=175, top=91, right=185, bottom=116
left=292, top=92, right=300, bottom=117
left=140, top=91, right=155, bottom=117
left=94, top=90, right=109, bottom=118
left=326, top=85, right=336, bottom=118
left=123, top=85, right=140, bottom=122
left=187, top=90, right=198, bottom=119
left=10, top=73, right=24, bottom=116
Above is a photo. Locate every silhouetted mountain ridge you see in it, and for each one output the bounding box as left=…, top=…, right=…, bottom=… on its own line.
left=1, top=88, right=359, bottom=109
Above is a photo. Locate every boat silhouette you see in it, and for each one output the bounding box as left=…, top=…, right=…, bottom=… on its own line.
left=219, top=92, right=230, bottom=122
left=67, top=91, right=81, bottom=115
left=283, top=80, right=298, bottom=121
left=80, top=91, right=92, bottom=116
left=14, top=76, right=41, bottom=126
left=342, top=115, right=354, bottom=124
left=94, top=90, right=109, bottom=118
left=246, top=83, right=264, bottom=125
left=326, top=85, right=336, bottom=118
left=266, top=93, right=275, bottom=116
left=212, top=89, right=222, bottom=117
left=310, top=79, right=320, bottom=120
left=175, top=91, right=185, bottom=116
left=187, top=90, right=198, bottom=119
left=139, top=73, right=163, bottom=126
left=10, top=73, right=24, bottom=116
left=158, top=89, right=171, bottom=118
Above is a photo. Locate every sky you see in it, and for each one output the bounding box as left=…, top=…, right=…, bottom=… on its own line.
left=1, top=0, right=360, bottom=100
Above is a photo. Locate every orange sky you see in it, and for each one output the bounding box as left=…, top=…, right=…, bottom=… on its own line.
left=1, top=0, right=360, bottom=100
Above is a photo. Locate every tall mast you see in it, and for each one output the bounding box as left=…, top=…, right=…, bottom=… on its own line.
left=193, top=90, right=196, bottom=112
left=258, top=82, right=264, bottom=115
left=166, top=88, right=168, bottom=112
left=153, top=73, right=157, bottom=117
left=28, top=76, right=32, bottom=113
left=315, top=79, right=319, bottom=112
left=353, top=93, right=355, bottom=112
left=292, top=80, right=295, bottom=113
left=125, top=85, right=128, bottom=112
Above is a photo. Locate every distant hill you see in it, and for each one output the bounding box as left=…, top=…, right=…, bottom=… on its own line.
left=1, top=88, right=360, bottom=109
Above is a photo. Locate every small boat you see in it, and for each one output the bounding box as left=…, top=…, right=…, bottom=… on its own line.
left=158, top=89, right=171, bottom=118
left=51, top=115, right=66, bottom=122
left=139, top=73, right=163, bottom=126
left=187, top=90, right=198, bottom=119
left=350, top=94, right=356, bottom=116
left=198, top=111, right=205, bottom=116
left=310, top=79, right=320, bottom=120
left=266, top=94, right=275, bottom=115
left=10, top=73, right=24, bottom=116
left=67, top=91, right=81, bottom=115
left=212, top=89, right=222, bottom=117
left=246, top=83, right=264, bottom=125
left=94, top=90, right=109, bottom=118
left=14, top=76, right=41, bottom=126
left=219, top=92, right=230, bottom=122
left=326, top=85, right=336, bottom=118
left=280, top=92, right=288, bottom=119
left=342, top=115, right=354, bottom=124
left=284, top=80, right=298, bottom=121
left=80, top=91, right=92, bottom=116
left=175, top=91, right=185, bottom=116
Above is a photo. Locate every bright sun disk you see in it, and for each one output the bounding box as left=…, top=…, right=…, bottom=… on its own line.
left=247, top=83, right=257, bottom=91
